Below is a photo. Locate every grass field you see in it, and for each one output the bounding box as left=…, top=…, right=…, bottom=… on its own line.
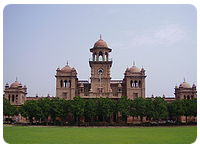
left=3, top=126, right=197, bottom=144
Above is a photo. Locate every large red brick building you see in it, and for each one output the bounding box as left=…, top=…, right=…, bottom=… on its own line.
left=4, top=36, right=197, bottom=105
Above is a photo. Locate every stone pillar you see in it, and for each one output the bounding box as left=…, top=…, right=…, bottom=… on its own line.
left=93, top=54, right=95, bottom=61
left=103, top=52, right=105, bottom=61
left=97, top=53, right=99, bottom=61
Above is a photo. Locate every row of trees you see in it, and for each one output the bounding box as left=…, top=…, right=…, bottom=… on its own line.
left=3, top=99, right=18, bottom=117
left=3, top=97, right=197, bottom=125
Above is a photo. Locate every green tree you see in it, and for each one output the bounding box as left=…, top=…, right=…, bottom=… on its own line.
left=49, top=98, right=69, bottom=125
left=168, top=99, right=184, bottom=123
left=182, top=99, right=190, bottom=124
left=70, top=97, right=85, bottom=125
left=117, top=97, right=131, bottom=122
left=97, top=98, right=115, bottom=122
left=3, top=98, right=18, bottom=118
left=182, top=99, right=197, bottom=124
left=20, top=100, right=42, bottom=123
left=190, top=98, right=197, bottom=117
left=134, top=97, right=146, bottom=122
left=37, top=98, right=51, bottom=125
left=84, top=99, right=97, bottom=122
left=144, top=98, right=154, bottom=121
left=152, top=97, right=168, bottom=122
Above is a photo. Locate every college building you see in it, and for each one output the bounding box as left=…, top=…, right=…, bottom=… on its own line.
left=4, top=36, right=197, bottom=105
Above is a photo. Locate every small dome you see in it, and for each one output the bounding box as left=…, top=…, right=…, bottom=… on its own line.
left=94, top=39, right=108, bottom=48
left=10, top=81, right=21, bottom=88
left=61, top=65, right=73, bottom=72
left=179, top=81, right=191, bottom=88
left=129, top=66, right=141, bottom=73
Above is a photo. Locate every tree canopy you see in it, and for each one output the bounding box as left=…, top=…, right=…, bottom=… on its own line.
left=4, top=97, right=197, bottom=125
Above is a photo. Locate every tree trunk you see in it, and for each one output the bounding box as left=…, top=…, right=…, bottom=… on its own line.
left=140, top=116, right=143, bottom=123
left=186, top=116, right=188, bottom=124
left=45, top=118, right=48, bottom=126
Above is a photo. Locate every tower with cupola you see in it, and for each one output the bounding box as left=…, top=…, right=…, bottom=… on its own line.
left=55, top=62, right=78, bottom=100
left=89, top=35, right=113, bottom=97
left=174, top=79, right=197, bottom=100
left=123, top=63, right=146, bottom=99
left=4, top=79, right=27, bottom=105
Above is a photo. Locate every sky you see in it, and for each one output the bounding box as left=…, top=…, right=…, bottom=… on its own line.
left=3, top=4, right=197, bottom=97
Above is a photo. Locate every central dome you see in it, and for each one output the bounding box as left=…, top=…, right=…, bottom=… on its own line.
left=179, top=81, right=191, bottom=88
left=10, top=81, right=21, bottom=88
left=93, top=34, right=108, bottom=48
left=61, top=65, right=73, bottom=72
left=94, top=39, right=108, bottom=48
left=129, top=66, right=141, bottom=73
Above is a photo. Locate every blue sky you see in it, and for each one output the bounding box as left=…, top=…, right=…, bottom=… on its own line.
left=3, top=4, right=197, bottom=97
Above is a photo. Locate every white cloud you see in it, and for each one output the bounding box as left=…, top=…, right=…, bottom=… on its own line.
left=114, top=24, right=187, bottom=49
left=154, top=24, right=187, bottom=44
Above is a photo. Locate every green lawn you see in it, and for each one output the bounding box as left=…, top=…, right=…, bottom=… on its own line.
left=3, top=126, right=197, bottom=144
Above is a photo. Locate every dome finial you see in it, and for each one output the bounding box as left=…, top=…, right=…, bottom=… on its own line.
left=16, top=77, right=18, bottom=82
left=66, top=61, right=69, bottom=66
left=100, top=34, right=102, bottom=40
left=184, top=77, right=186, bottom=82
left=133, top=61, right=135, bottom=66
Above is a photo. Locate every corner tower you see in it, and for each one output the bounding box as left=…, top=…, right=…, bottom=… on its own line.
left=55, top=63, right=78, bottom=100
left=123, top=63, right=146, bottom=99
left=4, top=79, right=27, bottom=105
left=89, top=36, right=112, bottom=97
left=174, top=79, right=197, bottom=99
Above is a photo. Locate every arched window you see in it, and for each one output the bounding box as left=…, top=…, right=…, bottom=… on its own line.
left=93, top=52, right=97, bottom=61
left=130, top=80, right=133, bottom=87
left=60, top=80, right=63, bottom=87
left=191, top=95, right=193, bottom=99
left=64, top=80, right=67, bottom=87
left=99, top=51, right=103, bottom=61
left=184, top=95, right=186, bottom=99
left=64, top=80, right=71, bottom=88
left=12, top=95, right=15, bottom=102
left=134, top=80, right=138, bottom=87
left=187, top=95, right=190, bottom=100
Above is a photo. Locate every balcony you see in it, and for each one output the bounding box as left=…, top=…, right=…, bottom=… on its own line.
left=89, top=57, right=112, bottom=62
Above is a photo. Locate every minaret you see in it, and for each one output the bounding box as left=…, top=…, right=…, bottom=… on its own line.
left=89, top=36, right=112, bottom=97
